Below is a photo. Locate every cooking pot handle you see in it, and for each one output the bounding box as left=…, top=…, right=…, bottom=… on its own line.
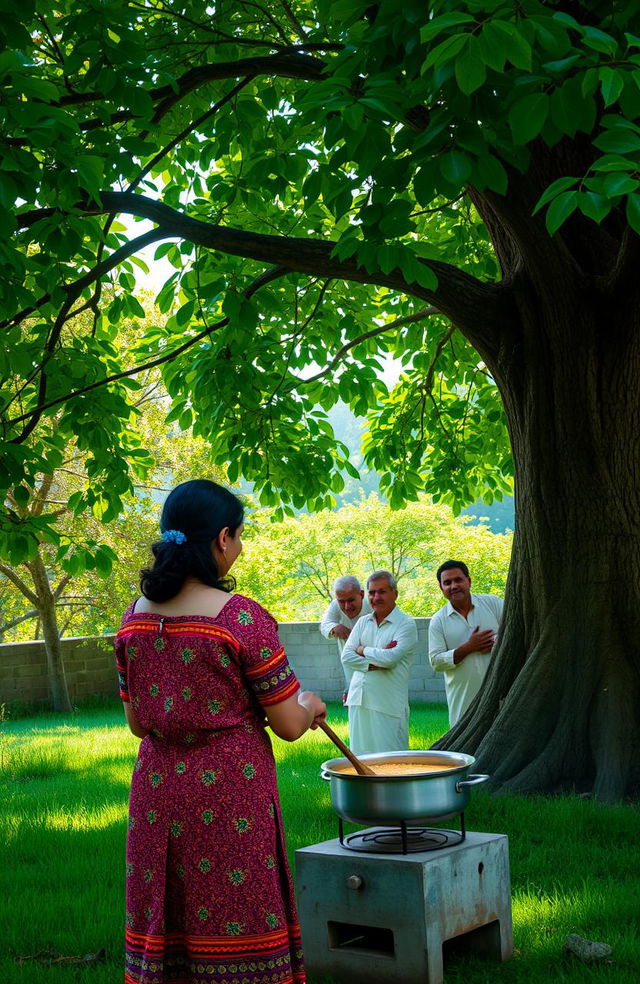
left=320, top=769, right=332, bottom=782
left=456, top=773, right=490, bottom=792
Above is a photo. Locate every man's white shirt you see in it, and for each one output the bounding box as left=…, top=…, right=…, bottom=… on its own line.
left=341, top=606, right=417, bottom=718
left=428, top=593, right=503, bottom=725
left=319, top=596, right=373, bottom=654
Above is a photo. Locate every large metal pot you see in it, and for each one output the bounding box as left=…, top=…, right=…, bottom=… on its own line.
left=320, top=750, right=489, bottom=824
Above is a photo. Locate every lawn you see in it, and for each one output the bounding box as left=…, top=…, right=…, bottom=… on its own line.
left=1, top=701, right=638, bottom=983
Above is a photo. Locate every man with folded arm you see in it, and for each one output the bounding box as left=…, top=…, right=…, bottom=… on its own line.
left=341, top=570, right=417, bottom=756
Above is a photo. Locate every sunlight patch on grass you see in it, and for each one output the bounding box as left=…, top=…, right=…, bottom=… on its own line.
left=3, top=801, right=126, bottom=841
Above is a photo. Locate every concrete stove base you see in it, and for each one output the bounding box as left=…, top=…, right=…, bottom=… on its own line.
left=296, top=830, right=513, bottom=984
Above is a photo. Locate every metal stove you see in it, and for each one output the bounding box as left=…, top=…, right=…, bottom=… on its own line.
left=296, top=826, right=513, bottom=984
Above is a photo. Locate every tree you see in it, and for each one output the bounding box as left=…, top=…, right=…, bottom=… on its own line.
left=2, top=1, right=640, bottom=798
left=238, top=493, right=511, bottom=621
left=0, top=331, right=225, bottom=709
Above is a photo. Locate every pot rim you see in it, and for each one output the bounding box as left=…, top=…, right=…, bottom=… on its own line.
left=320, top=748, right=476, bottom=780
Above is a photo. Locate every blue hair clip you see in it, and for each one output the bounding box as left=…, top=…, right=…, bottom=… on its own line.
left=162, top=529, right=187, bottom=544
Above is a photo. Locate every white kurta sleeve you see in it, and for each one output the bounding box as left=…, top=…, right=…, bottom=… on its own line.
left=319, top=598, right=342, bottom=639
left=428, top=609, right=456, bottom=671
left=341, top=621, right=369, bottom=671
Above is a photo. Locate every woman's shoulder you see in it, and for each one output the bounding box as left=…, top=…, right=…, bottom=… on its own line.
left=223, top=593, right=276, bottom=625
left=225, top=592, right=273, bottom=618
left=119, top=599, right=140, bottom=623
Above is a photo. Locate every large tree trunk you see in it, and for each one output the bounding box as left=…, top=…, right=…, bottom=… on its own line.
left=28, top=553, right=73, bottom=712
left=437, top=276, right=640, bottom=802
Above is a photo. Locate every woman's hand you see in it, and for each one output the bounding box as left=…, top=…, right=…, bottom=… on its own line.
left=298, top=690, right=327, bottom=730
left=265, top=690, right=326, bottom=741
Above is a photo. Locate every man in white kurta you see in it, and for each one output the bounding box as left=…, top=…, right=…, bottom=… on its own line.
left=428, top=560, right=504, bottom=727
left=319, top=576, right=372, bottom=695
left=341, top=570, right=417, bottom=755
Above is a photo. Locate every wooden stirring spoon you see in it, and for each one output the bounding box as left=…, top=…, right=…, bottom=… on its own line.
left=317, top=720, right=377, bottom=776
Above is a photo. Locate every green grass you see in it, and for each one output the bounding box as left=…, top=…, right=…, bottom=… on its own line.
left=1, top=702, right=639, bottom=983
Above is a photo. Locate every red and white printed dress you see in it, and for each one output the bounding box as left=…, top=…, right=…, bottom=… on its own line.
left=114, top=593, right=305, bottom=984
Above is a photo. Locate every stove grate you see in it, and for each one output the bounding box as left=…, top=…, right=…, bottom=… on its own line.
left=338, top=814, right=465, bottom=854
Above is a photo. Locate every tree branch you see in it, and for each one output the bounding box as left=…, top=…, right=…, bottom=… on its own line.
left=0, top=609, right=39, bottom=634
left=85, top=191, right=510, bottom=329
left=5, top=266, right=288, bottom=428
left=0, top=228, right=164, bottom=334
left=65, top=52, right=327, bottom=132
left=607, top=225, right=640, bottom=295
left=30, top=473, right=54, bottom=518
left=295, top=306, right=439, bottom=387
left=0, top=564, right=39, bottom=606
left=53, top=573, right=72, bottom=601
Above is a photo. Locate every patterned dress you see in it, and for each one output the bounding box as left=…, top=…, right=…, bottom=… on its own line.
left=114, top=594, right=305, bottom=984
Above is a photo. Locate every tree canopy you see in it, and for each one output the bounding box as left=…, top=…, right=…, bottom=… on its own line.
left=2, top=0, right=520, bottom=555
left=3, top=0, right=640, bottom=798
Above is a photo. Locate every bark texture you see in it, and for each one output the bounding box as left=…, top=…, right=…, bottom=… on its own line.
left=435, top=159, right=640, bottom=802
left=27, top=553, right=72, bottom=713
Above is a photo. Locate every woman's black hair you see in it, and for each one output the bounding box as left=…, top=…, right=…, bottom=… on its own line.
left=140, top=480, right=244, bottom=602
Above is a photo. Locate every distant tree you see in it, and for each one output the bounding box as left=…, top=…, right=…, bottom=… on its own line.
left=238, top=494, right=511, bottom=621
left=0, top=388, right=224, bottom=710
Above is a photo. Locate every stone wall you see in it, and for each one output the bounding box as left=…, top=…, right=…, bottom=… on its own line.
left=0, top=634, right=118, bottom=707
left=0, top=617, right=445, bottom=707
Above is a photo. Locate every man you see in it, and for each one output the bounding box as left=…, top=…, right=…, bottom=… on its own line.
left=319, top=575, right=372, bottom=699
left=428, top=560, right=504, bottom=727
left=341, top=570, right=417, bottom=755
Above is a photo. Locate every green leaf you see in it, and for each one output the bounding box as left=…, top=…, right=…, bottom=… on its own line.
left=489, top=21, right=532, bottom=71
left=626, top=193, right=640, bottom=234
left=175, top=299, right=195, bottom=326
left=599, top=67, right=624, bottom=108
left=377, top=242, right=400, bottom=275
left=577, top=191, right=611, bottom=223
left=477, top=24, right=507, bottom=73
left=552, top=12, right=582, bottom=31
left=13, top=484, right=30, bottom=507
left=551, top=77, right=596, bottom=137
left=582, top=26, right=618, bottom=56
left=508, top=92, right=549, bottom=145
left=590, top=154, right=638, bottom=173
left=532, top=176, right=578, bottom=214
left=18, top=75, right=59, bottom=102
left=76, top=155, right=105, bottom=202
left=420, top=13, right=475, bottom=44
left=474, top=154, right=508, bottom=195
left=412, top=162, right=439, bottom=206
left=126, top=295, right=146, bottom=319
left=454, top=41, right=486, bottom=95
left=439, top=150, right=472, bottom=186
left=593, top=128, right=640, bottom=154
left=545, top=190, right=578, bottom=235
left=543, top=54, right=581, bottom=73
left=423, top=33, right=468, bottom=71
left=601, top=172, right=639, bottom=196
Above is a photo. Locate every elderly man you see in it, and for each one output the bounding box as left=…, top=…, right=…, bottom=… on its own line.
left=428, top=560, right=504, bottom=727
left=320, top=575, right=372, bottom=699
left=341, top=570, right=417, bottom=755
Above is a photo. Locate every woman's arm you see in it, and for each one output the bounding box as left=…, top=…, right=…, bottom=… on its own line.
left=265, top=690, right=326, bottom=742
left=123, top=701, right=149, bottom=738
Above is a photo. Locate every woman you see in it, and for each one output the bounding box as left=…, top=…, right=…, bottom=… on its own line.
left=115, top=480, right=326, bottom=984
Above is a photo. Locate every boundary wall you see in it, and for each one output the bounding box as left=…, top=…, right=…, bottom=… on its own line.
left=0, top=617, right=445, bottom=707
